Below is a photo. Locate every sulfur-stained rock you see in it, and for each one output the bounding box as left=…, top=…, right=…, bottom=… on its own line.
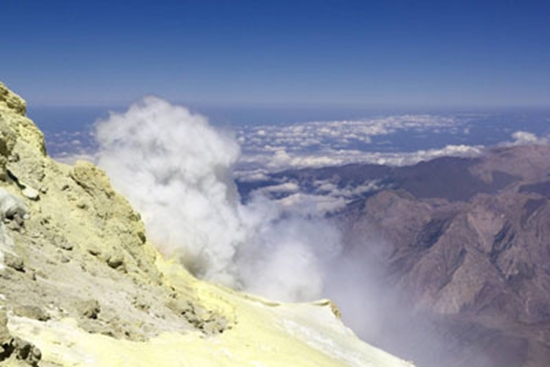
left=9, top=337, right=41, bottom=367
left=0, top=310, right=10, bottom=345
left=106, top=255, right=124, bottom=270
left=13, top=305, right=50, bottom=322
left=78, top=299, right=101, bottom=319
left=0, top=83, right=26, bottom=116
left=3, top=253, right=24, bottom=272
left=21, top=187, right=39, bottom=201
left=0, top=309, right=41, bottom=367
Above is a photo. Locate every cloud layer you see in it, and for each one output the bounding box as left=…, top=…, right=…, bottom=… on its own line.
left=235, top=114, right=478, bottom=174
left=239, top=114, right=463, bottom=153
left=45, top=109, right=550, bottom=180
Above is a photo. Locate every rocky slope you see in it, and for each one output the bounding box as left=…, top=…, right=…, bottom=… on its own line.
left=258, top=143, right=550, bottom=366
left=0, top=82, right=413, bottom=366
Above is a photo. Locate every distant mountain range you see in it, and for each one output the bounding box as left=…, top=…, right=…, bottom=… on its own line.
left=239, top=144, right=550, bottom=367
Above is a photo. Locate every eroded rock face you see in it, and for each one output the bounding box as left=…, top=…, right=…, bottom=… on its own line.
left=332, top=145, right=550, bottom=367
left=0, top=309, right=41, bottom=367
left=0, top=83, right=26, bottom=116
left=0, top=81, right=234, bottom=345
left=0, top=82, right=412, bottom=367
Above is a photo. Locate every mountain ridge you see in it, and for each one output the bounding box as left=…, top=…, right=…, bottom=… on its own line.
left=253, top=142, right=550, bottom=366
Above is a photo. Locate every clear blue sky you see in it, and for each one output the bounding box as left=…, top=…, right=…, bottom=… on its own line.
left=1, top=0, right=549, bottom=108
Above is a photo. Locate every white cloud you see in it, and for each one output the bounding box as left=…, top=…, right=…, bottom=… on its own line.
left=236, top=144, right=484, bottom=176
left=254, top=182, right=300, bottom=196
left=277, top=193, right=349, bottom=214
left=507, top=131, right=548, bottom=146
left=233, top=114, right=477, bottom=174
left=238, top=114, right=464, bottom=157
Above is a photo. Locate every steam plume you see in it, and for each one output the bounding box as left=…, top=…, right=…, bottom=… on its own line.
left=95, top=96, right=339, bottom=300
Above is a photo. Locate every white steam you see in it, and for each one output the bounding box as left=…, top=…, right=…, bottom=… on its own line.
left=237, top=207, right=342, bottom=301
left=96, top=97, right=244, bottom=285
left=95, top=97, right=340, bottom=300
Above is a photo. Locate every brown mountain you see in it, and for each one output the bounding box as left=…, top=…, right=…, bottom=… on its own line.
left=332, top=144, right=550, bottom=366
left=240, top=144, right=550, bottom=366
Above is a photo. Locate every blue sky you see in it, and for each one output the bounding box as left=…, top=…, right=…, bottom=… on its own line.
left=1, top=0, right=549, bottom=108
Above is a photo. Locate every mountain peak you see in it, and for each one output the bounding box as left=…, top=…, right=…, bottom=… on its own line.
left=0, top=82, right=26, bottom=116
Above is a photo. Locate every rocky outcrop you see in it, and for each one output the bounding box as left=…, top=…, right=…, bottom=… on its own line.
left=0, top=309, right=41, bottom=367
left=0, top=82, right=413, bottom=366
